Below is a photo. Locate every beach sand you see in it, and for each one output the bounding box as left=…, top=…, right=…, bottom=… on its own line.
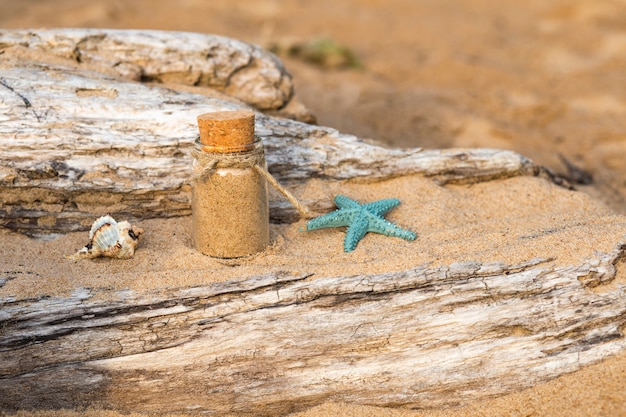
left=1, top=0, right=626, bottom=415
left=2, top=174, right=626, bottom=416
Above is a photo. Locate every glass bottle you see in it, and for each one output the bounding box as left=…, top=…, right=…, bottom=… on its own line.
left=191, top=110, right=269, bottom=258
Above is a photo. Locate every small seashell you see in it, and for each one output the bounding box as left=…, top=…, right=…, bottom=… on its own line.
left=66, top=215, right=143, bottom=260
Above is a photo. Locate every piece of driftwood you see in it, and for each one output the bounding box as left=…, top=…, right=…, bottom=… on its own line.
left=0, top=29, right=294, bottom=112
left=1, top=250, right=626, bottom=415
left=1, top=29, right=626, bottom=416
left=0, top=29, right=538, bottom=235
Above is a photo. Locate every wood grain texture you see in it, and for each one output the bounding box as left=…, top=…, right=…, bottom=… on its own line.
left=0, top=28, right=293, bottom=111
left=1, top=249, right=626, bottom=415
left=0, top=29, right=539, bottom=235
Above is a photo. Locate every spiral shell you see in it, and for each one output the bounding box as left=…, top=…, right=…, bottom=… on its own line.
left=67, top=215, right=143, bottom=260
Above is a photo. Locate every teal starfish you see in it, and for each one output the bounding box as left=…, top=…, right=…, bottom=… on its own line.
left=304, top=195, right=417, bottom=252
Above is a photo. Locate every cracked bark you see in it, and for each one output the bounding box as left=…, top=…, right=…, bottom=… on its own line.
left=2, top=251, right=626, bottom=415
left=0, top=31, right=538, bottom=235
left=1, top=29, right=626, bottom=415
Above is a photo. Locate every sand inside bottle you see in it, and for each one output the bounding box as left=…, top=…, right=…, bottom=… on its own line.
left=191, top=110, right=270, bottom=258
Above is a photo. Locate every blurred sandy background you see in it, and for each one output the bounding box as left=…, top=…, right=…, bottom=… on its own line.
left=2, top=0, right=626, bottom=416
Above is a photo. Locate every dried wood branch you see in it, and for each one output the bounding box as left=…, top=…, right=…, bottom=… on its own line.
left=1, top=43, right=536, bottom=234
left=1, top=248, right=625, bottom=415
left=0, top=28, right=294, bottom=111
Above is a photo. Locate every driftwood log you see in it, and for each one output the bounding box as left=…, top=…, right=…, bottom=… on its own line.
left=2, top=252, right=626, bottom=415
left=1, top=29, right=626, bottom=415
left=0, top=28, right=539, bottom=236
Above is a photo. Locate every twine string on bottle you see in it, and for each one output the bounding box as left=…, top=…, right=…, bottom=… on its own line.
left=191, top=145, right=310, bottom=218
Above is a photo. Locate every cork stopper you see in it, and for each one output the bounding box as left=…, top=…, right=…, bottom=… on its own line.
left=197, top=110, right=256, bottom=153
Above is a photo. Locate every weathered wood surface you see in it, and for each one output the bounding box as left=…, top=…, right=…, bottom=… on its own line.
left=0, top=29, right=294, bottom=111
left=1, top=249, right=626, bottom=415
left=1, top=29, right=626, bottom=415
left=0, top=30, right=540, bottom=234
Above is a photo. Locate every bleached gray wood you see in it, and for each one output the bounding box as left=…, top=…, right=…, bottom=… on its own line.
left=1, top=55, right=536, bottom=234
left=0, top=28, right=293, bottom=111
left=1, top=247, right=625, bottom=415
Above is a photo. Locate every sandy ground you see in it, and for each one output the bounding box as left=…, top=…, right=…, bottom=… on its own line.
left=2, top=0, right=626, bottom=416
left=1, top=174, right=626, bottom=416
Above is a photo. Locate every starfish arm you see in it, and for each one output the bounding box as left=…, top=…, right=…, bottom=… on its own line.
left=344, top=211, right=369, bottom=252
left=334, top=195, right=362, bottom=210
left=306, top=209, right=356, bottom=231
left=304, top=195, right=416, bottom=252
left=363, top=198, right=401, bottom=216
left=367, top=215, right=417, bottom=241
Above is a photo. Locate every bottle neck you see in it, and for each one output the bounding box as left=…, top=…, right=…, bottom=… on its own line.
left=194, top=136, right=262, bottom=154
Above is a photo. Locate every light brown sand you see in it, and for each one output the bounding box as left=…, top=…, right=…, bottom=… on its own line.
left=2, top=174, right=626, bottom=416
left=2, top=175, right=624, bottom=301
